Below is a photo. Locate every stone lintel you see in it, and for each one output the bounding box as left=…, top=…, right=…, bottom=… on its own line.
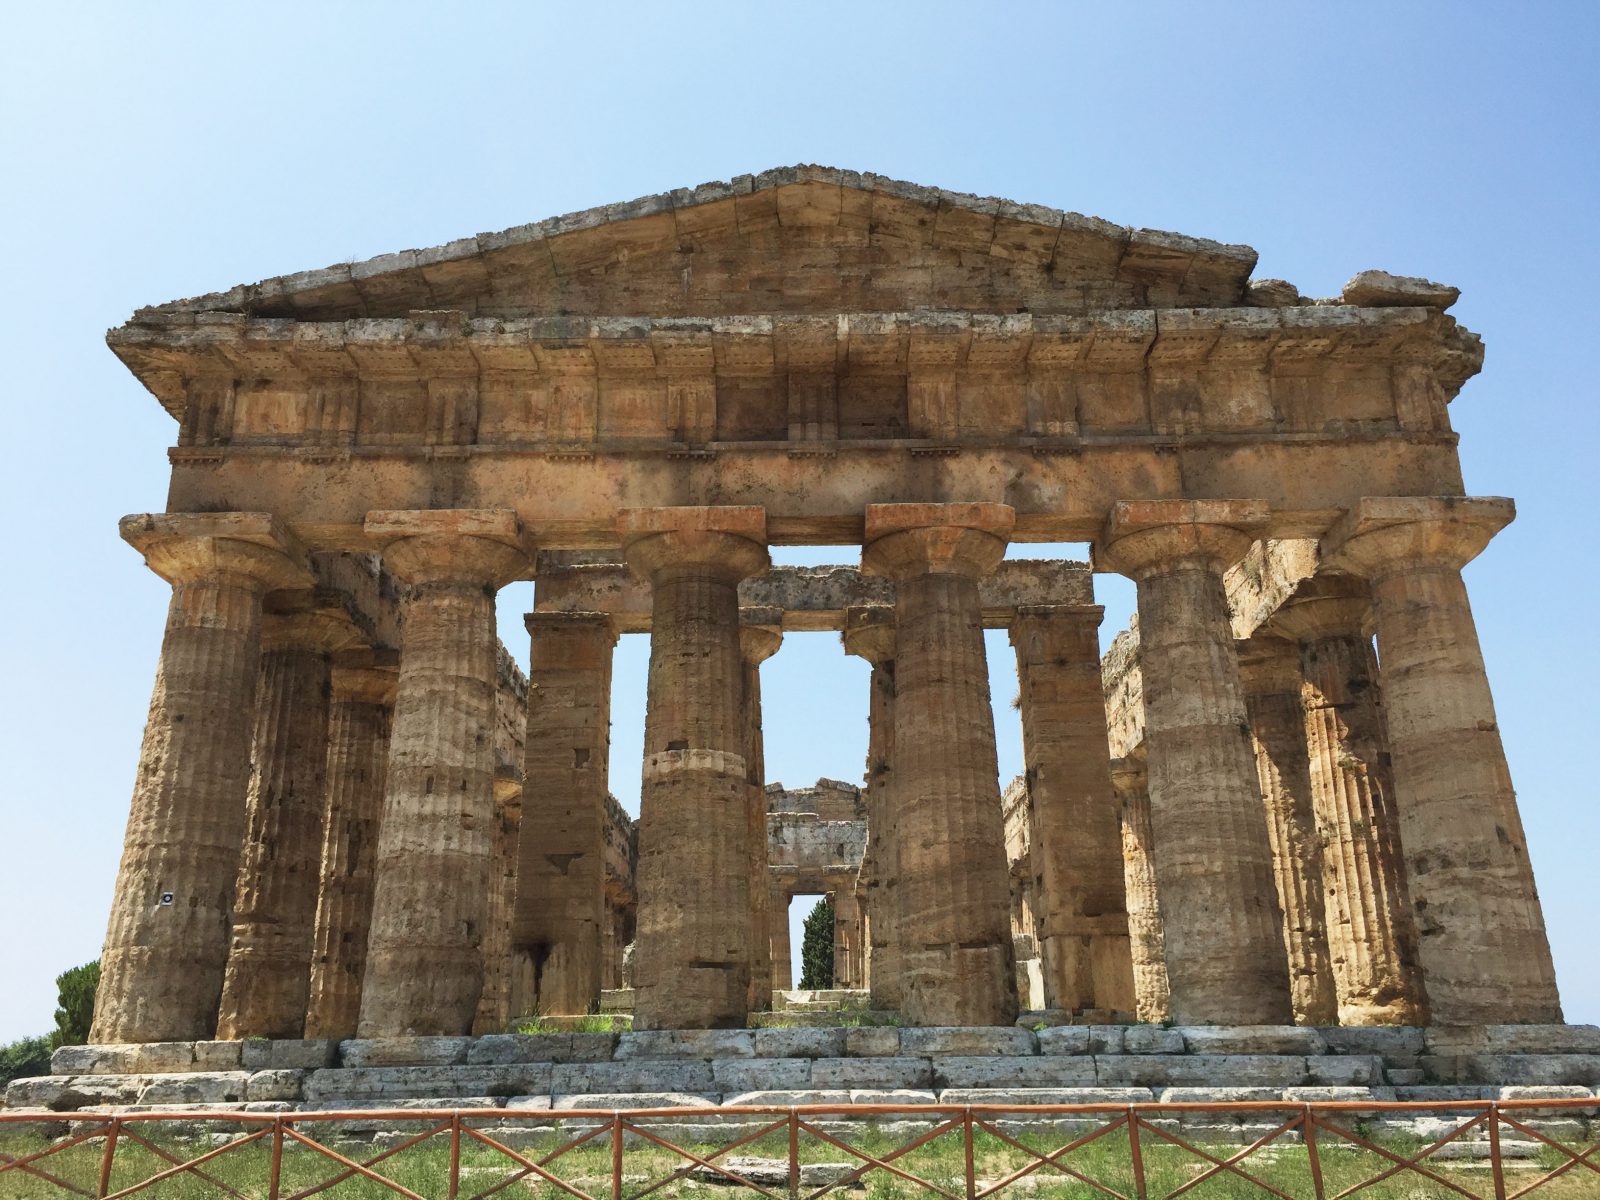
left=121, top=511, right=314, bottom=590
left=1321, top=496, right=1514, bottom=577
left=1096, top=499, right=1268, bottom=579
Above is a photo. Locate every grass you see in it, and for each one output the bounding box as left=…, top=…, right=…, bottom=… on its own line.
left=513, top=1013, right=627, bottom=1035
left=2, top=1117, right=1595, bottom=1198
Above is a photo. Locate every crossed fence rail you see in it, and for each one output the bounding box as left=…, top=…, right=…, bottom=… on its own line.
left=2, top=1098, right=1597, bottom=1200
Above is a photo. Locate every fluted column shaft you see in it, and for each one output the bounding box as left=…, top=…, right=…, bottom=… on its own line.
left=1112, top=754, right=1170, bottom=1023
left=1098, top=500, right=1292, bottom=1025
left=770, top=885, right=793, bottom=991
left=305, top=668, right=394, bottom=1041
left=358, top=511, right=528, bottom=1037
left=1324, top=497, right=1559, bottom=1023
left=739, top=611, right=782, bottom=1012
left=1237, top=636, right=1338, bottom=1026
left=1278, top=588, right=1427, bottom=1025
left=514, top=612, right=617, bottom=1017
left=863, top=503, right=1018, bottom=1026
left=475, top=780, right=522, bottom=1033
left=1010, top=605, right=1135, bottom=1016
left=217, top=616, right=349, bottom=1040
left=94, top=516, right=310, bottom=1044
left=845, top=606, right=900, bottom=1011
left=622, top=506, right=769, bottom=1029
left=833, top=885, right=863, bottom=987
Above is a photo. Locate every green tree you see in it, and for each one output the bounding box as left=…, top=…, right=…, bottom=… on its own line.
left=51, top=960, right=100, bottom=1048
left=799, top=896, right=835, bottom=990
left=0, top=1036, right=51, bottom=1088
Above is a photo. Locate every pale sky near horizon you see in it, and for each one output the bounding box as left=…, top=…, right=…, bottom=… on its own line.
left=2, top=2, right=1596, bottom=1040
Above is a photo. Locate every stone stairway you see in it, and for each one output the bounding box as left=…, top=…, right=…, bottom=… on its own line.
left=7, top=1024, right=1599, bottom=1143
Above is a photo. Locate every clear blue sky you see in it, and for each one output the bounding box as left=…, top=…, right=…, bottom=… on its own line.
left=1, top=3, right=1595, bottom=1040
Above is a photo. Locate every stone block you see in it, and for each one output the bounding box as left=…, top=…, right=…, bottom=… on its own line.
left=1304, top=1056, right=1383, bottom=1086
left=845, top=1028, right=901, bottom=1057
left=338, top=1037, right=471, bottom=1067
left=8, top=1076, right=112, bottom=1111
left=1393, top=1085, right=1494, bottom=1102
left=467, top=1033, right=616, bottom=1064
left=241, top=1040, right=339, bottom=1070
left=615, top=1030, right=755, bottom=1059
left=194, top=1042, right=245, bottom=1071
left=50, top=1042, right=200, bottom=1075
left=1482, top=1025, right=1600, bottom=1055
left=1097, top=1056, right=1310, bottom=1088
left=303, top=1064, right=553, bottom=1102
left=712, top=1058, right=812, bottom=1091
left=1283, top=1087, right=1377, bottom=1103
left=1123, top=1027, right=1185, bottom=1055
left=938, top=1087, right=1154, bottom=1105
left=1461, top=1055, right=1600, bottom=1086
left=1016, top=1010, right=1074, bottom=1028
left=899, top=1027, right=1036, bottom=1057
left=846, top=1089, right=939, bottom=1106
left=1317, top=1027, right=1424, bottom=1061
left=1175, top=1026, right=1328, bottom=1056
left=932, top=1056, right=1097, bottom=1089
left=723, top=1090, right=854, bottom=1107
left=753, top=1029, right=846, bottom=1059
left=811, top=1057, right=932, bottom=1089
left=1387, top=1069, right=1425, bottom=1086
left=138, top=1072, right=251, bottom=1105
left=245, top=1070, right=305, bottom=1102
left=1036, top=1027, right=1092, bottom=1055
left=1156, top=1087, right=1284, bottom=1104
left=552, top=1092, right=719, bottom=1109
left=550, top=1060, right=715, bottom=1094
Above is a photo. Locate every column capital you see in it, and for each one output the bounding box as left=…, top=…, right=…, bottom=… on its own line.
left=1267, top=575, right=1372, bottom=642
left=1109, top=751, right=1147, bottom=794
left=618, top=505, right=768, bottom=582
left=364, top=509, right=531, bottom=588
left=1008, top=603, right=1105, bottom=660
left=262, top=608, right=368, bottom=654
left=861, top=502, right=1013, bottom=581
left=492, top=772, right=524, bottom=810
left=1234, top=632, right=1303, bottom=696
left=121, top=511, right=314, bottom=591
left=1320, top=496, right=1513, bottom=579
left=739, top=606, right=784, bottom=665
left=1094, top=500, right=1267, bottom=580
left=843, top=604, right=896, bottom=664
left=331, top=665, right=397, bottom=706
left=524, top=609, right=619, bottom=645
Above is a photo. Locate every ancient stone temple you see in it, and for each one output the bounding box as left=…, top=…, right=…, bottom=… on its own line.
left=87, top=165, right=1567, bottom=1054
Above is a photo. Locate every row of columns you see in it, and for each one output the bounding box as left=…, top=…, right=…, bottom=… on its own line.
left=92, top=495, right=1560, bottom=1044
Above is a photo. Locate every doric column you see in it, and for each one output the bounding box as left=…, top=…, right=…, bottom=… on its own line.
left=475, top=774, right=523, bottom=1033
left=831, top=884, right=864, bottom=988
left=739, top=607, right=783, bottom=1012
left=1112, top=752, right=1170, bottom=1024
left=357, top=510, right=530, bottom=1037
left=217, top=607, right=362, bottom=1039
left=621, top=506, right=769, bottom=1029
left=1009, top=604, right=1135, bottom=1017
left=305, top=666, right=395, bottom=1041
left=1236, top=634, right=1338, bottom=1026
left=1322, top=496, right=1560, bottom=1023
left=862, top=502, right=1018, bottom=1026
left=1096, top=500, right=1293, bottom=1025
left=770, top=884, right=793, bottom=991
left=1272, top=577, right=1428, bottom=1025
left=843, top=605, right=900, bottom=1011
left=93, top=514, right=312, bottom=1044
left=513, top=612, right=617, bottom=1017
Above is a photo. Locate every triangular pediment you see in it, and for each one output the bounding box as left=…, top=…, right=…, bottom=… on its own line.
left=135, top=166, right=1260, bottom=322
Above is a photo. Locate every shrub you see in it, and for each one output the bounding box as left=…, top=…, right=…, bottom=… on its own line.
left=0, top=1036, right=51, bottom=1087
